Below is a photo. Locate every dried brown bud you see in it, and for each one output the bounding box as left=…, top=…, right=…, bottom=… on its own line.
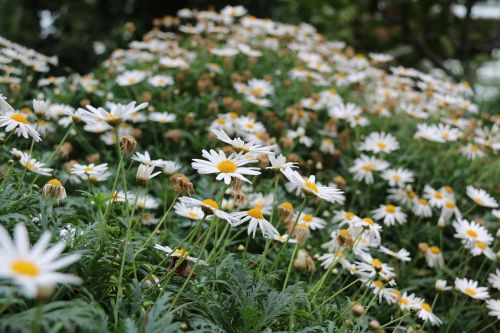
left=164, top=129, right=181, bottom=143
left=121, top=135, right=137, bottom=154
left=352, top=303, right=365, bottom=316
left=369, top=320, right=380, bottom=330
left=293, top=249, right=316, bottom=272
left=59, top=142, right=73, bottom=159
left=278, top=202, right=294, bottom=226
left=86, top=153, right=100, bottom=164
left=170, top=173, right=193, bottom=195
left=336, top=229, right=353, bottom=248
left=293, top=223, right=310, bottom=245
left=333, top=175, right=346, bottom=188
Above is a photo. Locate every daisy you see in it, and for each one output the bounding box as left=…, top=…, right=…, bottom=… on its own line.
left=333, top=211, right=360, bottom=225
left=413, top=197, right=433, bottom=217
left=356, top=254, right=396, bottom=281
left=454, top=278, right=490, bottom=300
left=134, top=194, right=160, bottom=210
left=359, top=132, right=399, bottom=154
left=71, top=163, right=111, bottom=182
left=0, top=112, right=42, bottom=142
left=397, top=292, right=422, bottom=311
left=349, top=155, right=389, bottom=184
left=136, top=164, right=161, bottom=185
left=78, top=101, right=148, bottom=127
left=381, top=168, right=414, bottom=187
left=453, top=219, right=493, bottom=246
left=468, top=241, right=495, bottom=260
left=115, top=70, right=146, bottom=86
left=488, top=269, right=500, bottom=290
left=485, top=299, right=500, bottom=319
left=211, top=129, right=276, bottom=155
left=0, top=224, right=81, bottom=298
left=435, top=279, right=452, bottom=292
left=153, top=244, right=208, bottom=266
left=162, top=161, right=182, bottom=176
left=416, top=302, right=442, bottom=326
left=466, top=186, right=498, bottom=208
left=231, top=205, right=279, bottom=239
left=179, top=197, right=235, bottom=224
left=149, top=112, right=176, bottom=124
left=191, top=149, right=260, bottom=185
left=19, top=154, right=53, bottom=176
left=140, top=213, right=159, bottom=226
left=174, top=202, right=205, bottom=221
left=372, top=204, right=407, bottom=226
left=439, top=199, right=461, bottom=222
left=281, top=167, right=345, bottom=204
left=298, top=213, right=327, bottom=230
left=379, top=245, right=411, bottom=262
left=148, top=74, right=174, bottom=87
left=363, top=278, right=398, bottom=304
left=0, top=93, right=15, bottom=113
left=423, top=185, right=447, bottom=208
left=132, top=151, right=164, bottom=167
left=460, top=144, right=485, bottom=160
left=266, top=154, right=298, bottom=171
left=425, top=246, right=444, bottom=268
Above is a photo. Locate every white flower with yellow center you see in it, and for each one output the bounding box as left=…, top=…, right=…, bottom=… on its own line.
left=298, top=213, right=326, bottom=230
left=0, top=224, right=81, bottom=298
left=488, top=269, right=500, bottom=291
left=356, top=254, right=396, bottom=281
left=78, top=101, right=148, bottom=127
left=132, top=151, right=164, bottom=168
left=379, top=245, right=411, bottom=262
left=359, top=132, right=400, bottom=154
left=115, top=70, right=146, bottom=86
left=231, top=205, right=278, bottom=239
left=372, top=204, right=407, bottom=226
left=266, top=154, right=298, bottom=171
left=191, top=149, right=260, bottom=185
left=466, top=186, right=498, bottom=208
left=423, top=185, right=447, bottom=208
left=136, top=163, right=161, bottom=185
left=460, top=143, right=485, bottom=160
left=71, top=163, right=111, bottom=182
left=416, top=301, right=442, bottom=326
left=211, top=129, right=276, bottom=155
left=486, top=299, right=500, bottom=320
left=381, top=168, right=414, bottom=188
left=0, top=112, right=42, bottom=142
left=333, top=211, right=360, bottom=225
left=468, top=241, right=495, bottom=260
left=19, top=154, right=53, bottom=176
left=413, top=197, right=432, bottom=217
left=147, top=74, right=174, bottom=87
left=179, top=197, right=235, bottom=224
left=148, top=112, right=176, bottom=124
left=174, top=202, right=205, bottom=221
left=153, top=244, right=208, bottom=266
left=425, top=245, right=444, bottom=268
left=349, top=155, right=389, bottom=184
left=453, top=219, right=493, bottom=246
left=435, top=279, right=452, bottom=292
left=454, top=278, right=490, bottom=300
left=281, top=167, right=345, bottom=204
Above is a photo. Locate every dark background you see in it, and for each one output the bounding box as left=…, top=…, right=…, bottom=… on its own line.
left=1, top=0, right=499, bottom=81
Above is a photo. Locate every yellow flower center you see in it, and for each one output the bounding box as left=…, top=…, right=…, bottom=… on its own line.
left=385, top=204, right=396, bottom=213
left=376, top=142, right=387, bottom=149
left=10, top=113, right=29, bottom=124
left=47, top=179, right=62, bottom=186
left=11, top=260, right=39, bottom=277
left=279, top=202, right=293, bottom=211
left=475, top=196, right=482, bottom=204
left=470, top=145, right=479, bottom=152
left=217, top=160, right=237, bottom=173
left=475, top=242, right=486, bottom=250
left=374, top=280, right=383, bottom=288
left=434, top=192, right=443, bottom=199
left=84, top=167, right=94, bottom=173
left=345, top=212, right=355, bottom=220
left=339, top=229, right=350, bottom=237
left=202, top=199, right=218, bottom=209
left=174, top=249, right=188, bottom=257
left=419, top=242, right=429, bottom=251
left=362, top=217, right=374, bottom=225
left=302, top=214, right=313, bottom=222
left=400, top=298, right=408, bottom=305
left=304, top=181, right=318, bottom=193
left=466, top=229, right=478, bottom=238
left=430, top=246, right=441, bottom=255
left=247, top=207, right=264, bottom=219
left=217, top=118, right=226, bottom=124
left=187, top=212, right=199, bottom=219
left=251, top=87, right=264, bottom=96
left=392, top=175, right=401, bottom=181
left=419, top=198, right=428, bottom=205
left=371, top=259, right=383, bottom=269
left=464, top=288, right=477, bottom=297
left=443, top=186, right=453, bottom=193
left=421, top=303, right=431, bottom=312
left=444, top=201, right=456, bottom=208
left=24, top=162, right=35, bottom=172
left=361, top=163, right=375, bottom=171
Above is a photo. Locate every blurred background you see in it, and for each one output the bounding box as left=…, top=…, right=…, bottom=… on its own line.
left=1, top=0, right=500, bottom=106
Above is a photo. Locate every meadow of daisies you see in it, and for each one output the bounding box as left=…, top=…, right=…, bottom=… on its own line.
left=0, top=5, right=499, bottom=333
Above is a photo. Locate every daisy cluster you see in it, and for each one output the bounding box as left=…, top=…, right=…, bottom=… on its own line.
left=0, top=5, right=498, bottom=332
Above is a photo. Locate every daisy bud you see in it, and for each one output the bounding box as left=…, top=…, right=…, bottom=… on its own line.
left=164, top=129, right=181, bottom=143
left=352, top=303, right=365, bottom=316
left=120, top=135, right=137, bottom=155
left=437, top=217, right=446, bottom=228
left=59, top=142, right=73, bottom=159
left=43, top=179, right=67, bottom=200
left=278, top=201, right=294, bottom=226
left=369, top=320, right=380, bottom=330
left=293, top=249, right=316, bottom=272
left=86, top=153, right=100, bottom=164
left=37, top=285, right=55, bottom=300
left=237, top=244, right=245, bottom=252
left=333, top=175, right=346, bottom=188
left=170, top=173, right=193, bottom=195
left=141, top=91, right=152, bottom=103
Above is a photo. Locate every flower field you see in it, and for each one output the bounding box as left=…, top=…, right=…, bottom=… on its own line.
left=0, top=5, right=499, bottom=333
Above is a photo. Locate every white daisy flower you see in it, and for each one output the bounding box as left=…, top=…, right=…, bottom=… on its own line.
left=379, top=245, right=411, bottom=262
left=153, top=244, right=208, bottom=266
left=78, top=101, right=148, bottom=126
left=179, top=197, right=235, bottom=224
left=372, top=204, right=407, bottom=226
left=132, top=151, right=164, bottom=168
left=266, top=154, right=298, bottom=171
left=211, top=129, right=276, bottom=155
left=349, top=155, right=389, bottom=184
left=231, top=205, right=279, bottom=239
left=413, top=197, right=433, bottom=218
left=298, top=213, right=327, bottom=230
left=435, top=279, right=452, bottom=292
left=416, top=302, right=442, bottom=326
left=454, top=278, right=490, bottom=300
left=174, top=202, right=205, bottom=221
left=19, top=154, right=53, bottom=176
left=488, top=269, right=500, bottom=291
left=425, top=246, right=444, bottom=268
left=0, top=112, right=42, bottom=142
left=466, top=186, right=498, bottom=208
left=71, top=163, right=111, bottom=182
left=453, top=219, right=493, bottom=246
left=281, top=167, right=345, bottom=204
left=485, top=299, right=500, bottom=319
left=0, top=224, right=81, bottom=298
left=136, top=164, right=161, bottom=185
left=381, top=168, right=414, bottom=187
left=148, top=112, right=176, bottom=124
left=148, top=74, right=174, bottom=87
left=191, top=149, right=261, bottom=185
left=115, top=70, right=146, bottom=86
left=359, top=132, right=400, bottom=154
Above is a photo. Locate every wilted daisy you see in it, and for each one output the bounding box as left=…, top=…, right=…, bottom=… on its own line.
left=282, top=167, right=345, bottom=204
left=0, top=112, right=42, bottom=142
left=153, top=244, right=208, bottom=266
left=454, top=278, right=490, bottom=300
left=381, top=168, right=414, bottom=187
left=19, top=154, right=53, bottom=176
left=424, top=245, right=444, bottom=268
left=0, top=224, right=81, bottom=298
left=413, top=197, right=433, bottom=217
left=372, top=204, right=407, bottom=226
left=349, top=155, right=389, bottom=184
left=192, top=149, right=260, bottom=185
left=42, top=179, right=67, bottom=200
left=231, top=205, right=279, bottom=239
left=466, top=186, right=498, bottom=208
left=359, top=132, right=399, bottom=154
